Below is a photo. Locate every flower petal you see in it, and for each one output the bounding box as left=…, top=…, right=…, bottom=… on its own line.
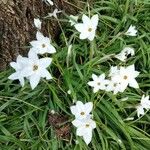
left=29, top=75, right=41, bottom=89
left=36, top=31, right=44, bottom=41
left=83, top=131, right=92, bottom=145
left=74, top=24, right=85, bottom=32
left=91, top=14, right=99, bottom=28
left=39, top=58, right=52, bottom=68
left=82, top=14, right=91, bottom=24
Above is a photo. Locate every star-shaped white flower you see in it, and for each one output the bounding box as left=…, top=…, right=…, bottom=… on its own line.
left=72, top=118, right=96, bottom=145
left=30, top=31, right=56, bottom=54
left=125, top=25, right=137, bottom=36
left=112, top=65, right=140, bottom=92
left=74, top=14, right=99, bottom=41
left=137, top=95, right=150, bottom=117
left=8, top=55, right=28, bottom=87
left=48, top=8, right=62, bottom=19
left=115, top=47, right=135, bottom=62
left=34, top=18, right=42, bottom=30
left=69, top=15, right=78, bottom=26
left=43, top=0, right=54, bottom=6
left=70, top=101, right=93, bottom=120
left=88, top=74, right=109, bottom=93
left=20, top=51, right=52, bottom=89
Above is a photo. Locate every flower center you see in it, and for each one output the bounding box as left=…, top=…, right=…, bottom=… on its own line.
left=123, top=75, right=128, bottom=80
left=85, top=124, right=90, bottom=128
left=88, top=28, right=92, bottom=32
left=113, top=83, right=117, bottom=87
left=80, top=112, right=85, bottom=115
left=97, top=82, right=101, bottom=86
left=42, top=44, right=46, bottom=48
left=33, top=65, right=38, bottom=71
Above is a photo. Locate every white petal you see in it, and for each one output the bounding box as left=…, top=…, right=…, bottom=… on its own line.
left=10, top=62, right=18, bottom=70
left=29, top=75, right=41, bottom=89
left=29, top=48, right=38, bottom=54
left=36, top=31, right=44, bottom=41
left=40, top=69, right=52, bottom=80
left=28, top=50, right=39, bottom=60
left=88, top=31, right=95, bottom=41
left=129, top=79, right=139, bottom=88
left=70, top=106, right=77, bottom=116
left=79, top=32, right=89, bottom=40
left=19, top=78, right=25, bottom=87
left=83, top=131, right=92, bottom=145
left=92, top=74, right=98, bottom=80
left=39, top=58, right=52, bottom=68
left=47, top=45, right=56, bottom=54
left=93, top=86, right=99, bottom=93
left=8, top=72, right=20, bottom=80
left=30, top=41, right=38, bottom=47
left=82, top=14, right=91, bottom=24
left=90, top=120, right=96, bottom=129
left=34, top=18, right=42, bottom=30
left=91, top=14, right=99, bottom=28
left=47, top=0, right=54, bottom=5
left=87, top=81, right=95, bottom=87
left=76, top=127, right=86, bottom=136
left=99, top=73, right=105, bottom=80
left=74, top=24, right=85, bottom=32
left=137, top=105, right=144, bottom=117
left=72, top=119, right=83, bottom=128
left=76, top=101, right=84, bottom=110
left=85, top=102, right=93, bottom=114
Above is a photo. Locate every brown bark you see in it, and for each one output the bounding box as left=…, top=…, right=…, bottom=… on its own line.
left=0, top=0, right=78, bottom=70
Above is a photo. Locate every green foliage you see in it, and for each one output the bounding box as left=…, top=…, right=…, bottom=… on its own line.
left=0, top=0, right=150, bottom=149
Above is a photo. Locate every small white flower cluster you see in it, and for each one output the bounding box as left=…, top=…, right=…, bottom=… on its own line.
left=9, top=20, right=56, bottom=89
left=88, top=64, right=139, bottom=94
left=70, top=101, right=96, bottom=145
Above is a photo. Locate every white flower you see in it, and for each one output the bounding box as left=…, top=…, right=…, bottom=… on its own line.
left=70, top=101, right=93, bottom=120
left=20, top=51, right=52, bottom=89
left=69, top=15, right=78, bottom=26
left=48, top=8, right=62, bottom=19
left=34, top=18, right=42, bottom=30
left=30, top=31, right=56, bottom=54
left=43, top=0, right=54, bottom=6
left=112, top=65, right=139, bottom=92
left=137, top=95, right=150, bottom=117
left=106, top=80, right=122, bottom=94
left=72, top=118, right=96, bottom=145
left=8, top=55, right=28, bottom=87
left=108, top=66, right=120, bottom=77
left=115, top=47, right=135, bottom=62
left=74, top=14, right=99, bottom=41
left=88, top=74, right=109, bottom=93
left=125, top=25, right=137, bottom=36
